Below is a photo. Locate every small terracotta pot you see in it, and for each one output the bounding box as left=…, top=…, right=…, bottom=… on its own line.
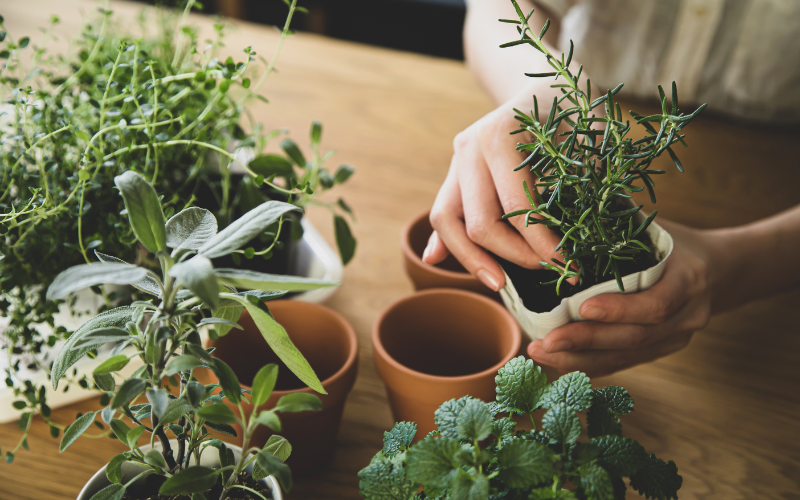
left=199, top=300, right=358, bottom=474
left=372, top=289, right=521, bottom=439
left=401, top=210, right=497, bottom=298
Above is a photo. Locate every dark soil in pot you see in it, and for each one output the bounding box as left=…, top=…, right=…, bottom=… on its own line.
left=121, top=471, right=271, bottom=500
left=493, top=232, right=659, bottom=313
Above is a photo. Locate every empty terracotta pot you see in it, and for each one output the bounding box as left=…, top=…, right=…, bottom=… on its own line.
left=401, top=210, right=498, bottom=298
left=200, top=300, right=358, bottom=474
left=372, top=288, right=521, bottom=439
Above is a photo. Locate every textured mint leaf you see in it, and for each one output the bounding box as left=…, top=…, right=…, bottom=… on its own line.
left=434, top=396, right=476, bottom=439
left=495, top=356, right=547, bottom=414
left=450, top=471, right=488, bottom=500
left=528, top=488, right=579, bottom=499
left=629, top=454, right=682, bottom=500
left=406, top=437, right=461, bottom=489
left=586, top=406, right=622, bottom=438
left=358, top=453, right=417, bottom=500
left=491, top=417, right=516, bottom=443
left=540, top=372, right=592, bottom=411
left=383, top=422, right=417, bottom=457
left=591, top=435, right=648, bottom=476
left=592, top=386, right=634, bottom=415
left=543, top=403, right=582, bottom=445
left=578, top=462, right=614, bottom=500
left=456, top=399, right=493, bottom=441
left=496, top=439, right=556, bottom=488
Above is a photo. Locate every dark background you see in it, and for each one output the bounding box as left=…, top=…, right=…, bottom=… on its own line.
left=135, top=0, right=468, bottom=59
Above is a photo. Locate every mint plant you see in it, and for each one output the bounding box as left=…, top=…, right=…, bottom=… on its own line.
left=500, top=1, right=705, bottom=295
left=359, top=357, right=682, bottom=500
left=42, top=170, right=335, bottom=498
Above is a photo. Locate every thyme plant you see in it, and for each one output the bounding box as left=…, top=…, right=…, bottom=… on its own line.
left=359, top=357, right=682, bottom=500
left=500, top=1, right=706, bottom=295
left=47, top=170, right=333, bottom=499
left=0, top=0, right=354, bottom=460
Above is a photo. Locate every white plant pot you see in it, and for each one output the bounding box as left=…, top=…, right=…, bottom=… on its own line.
left=500, top=220, right=674, bottom=340
left=76, top=440, right=283, bottom=500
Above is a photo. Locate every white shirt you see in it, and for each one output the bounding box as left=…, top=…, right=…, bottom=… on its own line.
left=532, top=0, right=800, bottom=123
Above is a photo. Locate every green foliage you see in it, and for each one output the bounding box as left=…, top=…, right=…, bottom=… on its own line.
left=500, top=0, right=706, bottom=294
left=43, top=172, right=327, bottom=497
left=359, top=356, right=682, bottom=500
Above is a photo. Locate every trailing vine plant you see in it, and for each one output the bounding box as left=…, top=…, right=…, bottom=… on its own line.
left=500, top=0, right=706, bottom=295
left=0, top=0, right=354, bottom=462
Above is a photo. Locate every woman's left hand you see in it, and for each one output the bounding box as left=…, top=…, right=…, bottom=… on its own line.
left=527, top=219, right=717, bottom=376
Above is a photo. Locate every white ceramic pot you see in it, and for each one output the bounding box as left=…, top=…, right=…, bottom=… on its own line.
left=500, top=219, right=674, bottom=340
left=76, top=440, right=283, bottom=500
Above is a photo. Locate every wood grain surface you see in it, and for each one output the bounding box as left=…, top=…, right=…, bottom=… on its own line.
left=1, top=1, right=799, bottom=498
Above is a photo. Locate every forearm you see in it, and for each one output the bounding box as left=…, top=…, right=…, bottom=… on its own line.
left=464, top=0, right=561, bottom=104
left=707, top=205, right=800, bottom=312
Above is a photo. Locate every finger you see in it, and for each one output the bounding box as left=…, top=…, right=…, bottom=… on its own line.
left=527, top=332, right=694, bottom=377
left=456, top=137, right=542, bottom=269
left=429, top=164, right=505, bottom=291
left=578, top=257, right=693, bottom=324
left=422, top=230, right=450, bottom=265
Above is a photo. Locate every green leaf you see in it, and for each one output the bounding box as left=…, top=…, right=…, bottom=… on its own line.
left=274, top=392, right=322, bottom=413
left=60, top=411, right=97, bottom=452
left=164, top=355, right=205, bottom=376
left=264, top=435, right=292, bottom=461
left=94, top=252, right=161, bottom=296
left=310, top=121, right=322, bottom=144
left=197, top=201, right=301, bottom=258
left=592, top=386, right=634, bottom=415
left=165, top=207, right=218, bottom=250
left=256, top=450, right=292, bottom=491
left=586, top=406, right=622, bottom=438
left=208, top=358, right=241, bottom=404
left=451, top=472, right=489, bottom=500
left=540, top=371, right=592, bottom=411
left=495, top=356, right=547, bottom=414
left=491, top=417, right=516, bottom=443
left=126, top=425, right=145, bottom=448
left=382, top=421, right=417, bottom=457
left=334, top=164, right=354, bottom=184
left=144, top=449, right=168, bottom=470
left=88, top=483, right=126, bottom=500
left=146, top=389, right=169, bottom=421
left=496, top=439, right=556, bottom=488
left=334, top=215, right=356, bottom=265
left=187, top=381, right=206, bottom=407
left=46, top=263, right=148, bottom=300
left=214, top=268, right=338, bottom=292
left=358, top=453, right=418, bottom=500
left=110, top=379, right=146, bottom=410
left=73, top=327, right=130, bottom=350
left=249, top=154, right=295, bottom=178
left=434, top=396, right=476, bottom=439
left=169, top=255, right=219, bottom=309
left=211, top=304, right=243, bottom=337
left=528, top=488, right=579, bottom=499
left=220, top=294, right=325, bottom=394
left=251, top=364, right=279, bottom=407
left=578, top=462, right=614, bottom=500
left=196, top=403, right=236, bottom=424
left=405, top=436, right=461, bottom=488
left=629, top=455, right=682, bottom=500
left=114, top=171, right=167, bottom=253
left=93, top=355, right=130, bottom=376
left=93, top=373, right=116, bottom=392
left=106, top=453, right=127, bottom=483
left=542, top=403, right=582, bottom=445
left=456, top=399, right=493, bottom=441
left=591, top=435, right=648, bottom=477
left=254, top=410, right=282, bottom=431
left=280, top=138, right=306, bottom=167
left=109, top=419, right=131, bottom=446
left=160, top=398, right=193, bottom=424
left=159, top=466, right=219, bottom=495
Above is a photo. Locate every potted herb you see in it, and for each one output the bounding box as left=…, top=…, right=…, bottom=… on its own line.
left=494, top=1, right=706, bottom=339
left=46, top=170, right=335, bottom=499
left=0, top=0, right=354, bottom=457
left=360, top=356, right=682, bottom=500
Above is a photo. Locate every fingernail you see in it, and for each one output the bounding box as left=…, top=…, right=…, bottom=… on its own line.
left=476, top=269, right=501, bottom=292
left=422, top=245, right=431, bottom=263
left=546, top=339, right=572, bottom=353
left=580, top=305, right=606, bottom=320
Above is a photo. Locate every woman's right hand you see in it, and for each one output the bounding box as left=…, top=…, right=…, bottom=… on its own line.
left=423, top=88, right=564, bottom=292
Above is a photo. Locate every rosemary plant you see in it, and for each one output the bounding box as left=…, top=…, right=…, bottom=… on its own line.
left=0, top=0, right=354, bottom=460
left=47, top=170, right=333, bottom=499
left=500, top=1, right=706, bottom=295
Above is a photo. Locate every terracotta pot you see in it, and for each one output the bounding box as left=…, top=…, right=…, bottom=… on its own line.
left=401, top=210, right=497, bottom=298
left=372, top=288, right=521, bottom=439
left=199, top=300, right=358, bottom=474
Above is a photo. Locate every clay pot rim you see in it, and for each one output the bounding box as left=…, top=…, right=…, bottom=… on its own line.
left=372, top=288, right=522, bottom=383
left=401, top=209, right=477, bottom=281
left=211, top=300, right=358, bottom=397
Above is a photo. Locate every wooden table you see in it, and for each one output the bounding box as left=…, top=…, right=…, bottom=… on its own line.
left=2, top=1, right=799, bottom=498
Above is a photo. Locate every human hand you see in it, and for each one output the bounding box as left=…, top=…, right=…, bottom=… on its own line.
left=423, top=88, right=564, bottom=292
left=527, top=219, right=716, bottom=376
